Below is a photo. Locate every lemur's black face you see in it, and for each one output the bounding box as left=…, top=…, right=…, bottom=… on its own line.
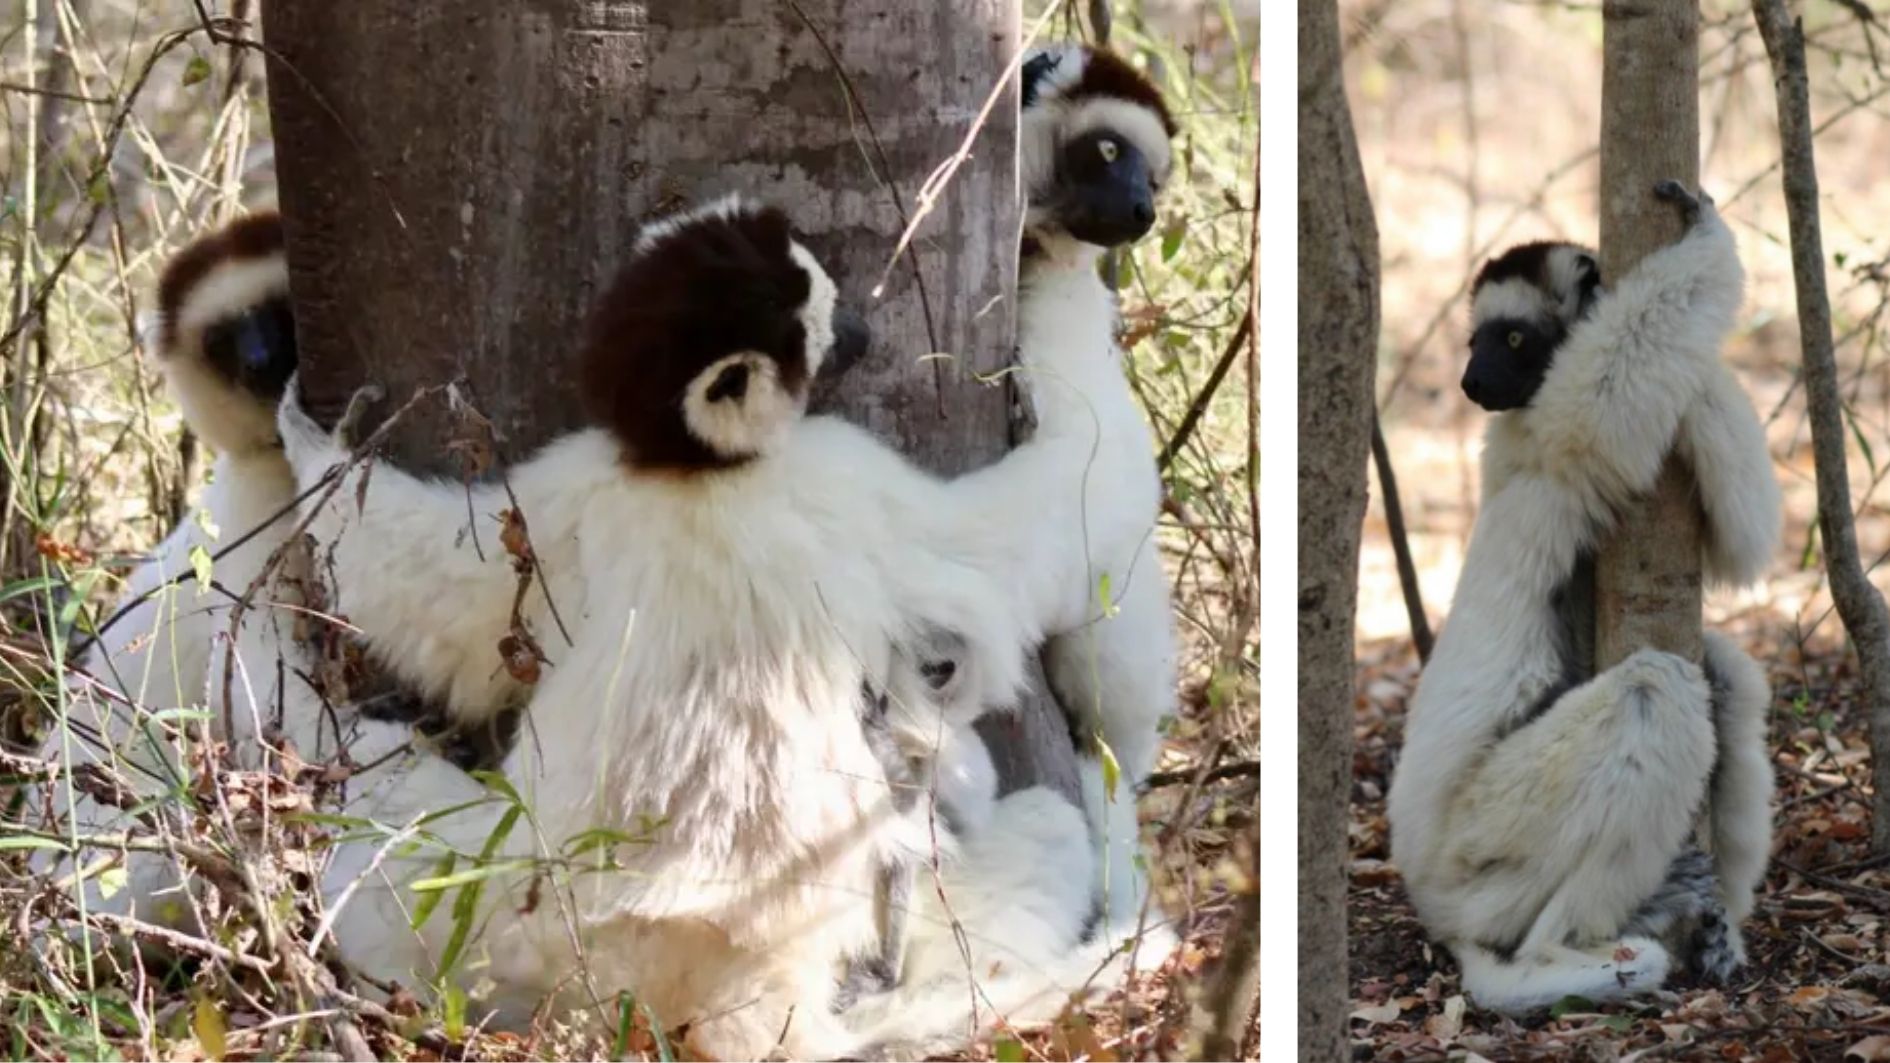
left=1461, top=316, right=1564, bottom=412
left=204, top=295, right=298, bottom=401
left=1460, top=241, right=1600, bottom=412
left=1058, top=128, right=1158, bottom=247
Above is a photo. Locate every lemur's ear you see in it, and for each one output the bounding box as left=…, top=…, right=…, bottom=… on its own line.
left=1021, top=50, right=1063, bottom=109
left=1574, top=252, right=1602, bottom=317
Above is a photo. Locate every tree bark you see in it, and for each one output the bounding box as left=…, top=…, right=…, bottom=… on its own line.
left=1593, top=0, right=1704, bottom=671
left=1752, top=1, right=1890, bottom=852
left=261, top=1, right=1081, bottom=804
left=1298, top=0, right=1380, bottom=1059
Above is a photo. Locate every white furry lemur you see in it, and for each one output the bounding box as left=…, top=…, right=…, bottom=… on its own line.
left=35, top=215, right=305, bottom=914
left=957, top=40, right=1183, bottom=934
left=274, top=197, right=1149, bottom=1058
left=846, top=40, right=1186, bottom=993
left=1387, top=181, right=1780, bottom=1014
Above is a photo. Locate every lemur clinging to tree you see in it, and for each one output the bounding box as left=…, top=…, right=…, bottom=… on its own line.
left=1388, top=182, right=1779, bottom=1013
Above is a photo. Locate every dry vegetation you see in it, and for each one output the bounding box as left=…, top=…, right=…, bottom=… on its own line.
left=0, top=1, right=1257, bottom=1060
left=1345, top=0, right=1890, bottom=1058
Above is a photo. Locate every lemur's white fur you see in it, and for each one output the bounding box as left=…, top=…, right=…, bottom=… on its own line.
left=1387, top=192, right=1779, bottom=1013
left=992, top=43, right=1180, bottom=935
left=275, top=198, right=1152, bottom=1058
left=37, top=239, right=303, bottom=924
left=680, top=351, right=799, bottom=458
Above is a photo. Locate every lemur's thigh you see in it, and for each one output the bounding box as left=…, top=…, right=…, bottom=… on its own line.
left=1701, top=631, right=1772, bottom=922
left=1041, top=557, right=1175, bottom=786
left=1447, top=649, right=1716, bottom=946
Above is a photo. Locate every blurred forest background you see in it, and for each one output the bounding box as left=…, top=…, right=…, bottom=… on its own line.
left=1342, top=1, right=1890, bottom=1058
left=0, top=0, right=1256, bottom=1059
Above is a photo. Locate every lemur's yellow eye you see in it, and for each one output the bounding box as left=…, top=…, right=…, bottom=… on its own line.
left=1098, top=138, right=1120, bottom=163
left=1507, top=331, right=1524, bottom=350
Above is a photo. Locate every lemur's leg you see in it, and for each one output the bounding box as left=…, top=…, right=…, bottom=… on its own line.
left=1678, top=367, right=1782, bottom=588
left=1701, top=631, right=1773, bottom=926
left=837, top=680, right=918, bottom=1010
left=1443, top=648, right=1716, bottom=956
left=1623, top=847, right=1742, bottom=983
left=1455, top=937, right=1671, bottom=1014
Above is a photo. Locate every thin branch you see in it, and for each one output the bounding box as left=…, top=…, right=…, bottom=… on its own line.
left=1370, top=412, right=1433, bottom=661
left=1158, top=307, right=1251, bottom=472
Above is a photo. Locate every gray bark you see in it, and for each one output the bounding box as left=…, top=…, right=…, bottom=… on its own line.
left=261, top=1, right=1080, bottom=804
left=1299, top=0, right=1380, bottom=1059
left=1752, top=0, right=1890, bottom=852
left=1593, top=0, right=1705, bottom=671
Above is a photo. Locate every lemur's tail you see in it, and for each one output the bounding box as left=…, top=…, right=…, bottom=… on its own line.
left=840, top=786, right=1180, bottom=1059
left=1455, top=936, right=1671, bottom=1014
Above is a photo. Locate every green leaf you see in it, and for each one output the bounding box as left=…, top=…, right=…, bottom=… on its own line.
left=408, top=857, right=532, bottom=893
left=0, top=576, right=62, bottom=606
left=1160, top=218, right=1186, bottom=262
left=0, top=836, right=69, bottom=852
left=409, top=852, right=457, bottom=931
left=182, top=56, right=212, bottom=87
left=1548, top=995, right=1596, bottom=1018
left=1098, top=738, right=1122, bottom=801
left=441, top=983, right=467, bottom=1041
left=193, top=995, right=227, bottom=1061
left=96, top=865, right=129, bottom=899
left=994, top=1037, right=1026, bottom=1062
left=612, top=994, right=637, bottom=1058
left=188, top=544, right=213, bottom=594
left=1598, top=1014, right=1634, bottom=1033
left=1096, top=572, right=1119, bottom=618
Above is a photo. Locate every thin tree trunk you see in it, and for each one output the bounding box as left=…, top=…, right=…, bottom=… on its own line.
left=1299, top=0, right=1380, bottom=1058
left=261, top=1, right=1081, bottom=804
left=1752, top=0, right=1890, bottom=853
left=1593, top=0, right=1704, bottom=671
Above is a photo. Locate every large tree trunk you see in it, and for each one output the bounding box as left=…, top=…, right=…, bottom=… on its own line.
left=1298, top=0, right=1380, bottom=1059
left=1752, top=1, right=1890, bottom=852
left=1593, top=0, right=1704, bottom=670
left=260, top=1, right=1079, bottom=803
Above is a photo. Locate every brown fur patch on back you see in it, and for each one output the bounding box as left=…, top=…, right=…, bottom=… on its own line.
left=579, top=202, right=814, bottom=473
left=1068, top=49, right=1177, bottom=137
left=157, top=211, right=285, bottom=352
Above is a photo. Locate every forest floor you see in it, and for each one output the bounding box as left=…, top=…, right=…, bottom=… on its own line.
left=1347, top=624, right=1890, bottom=1063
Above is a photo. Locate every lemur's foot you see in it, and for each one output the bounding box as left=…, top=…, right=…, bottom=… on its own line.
left=1653, top=180, right=1711, bottom=226
left=335, top=383, right=386, bottom=449
left=1691, top=911, right=1744, bottom=985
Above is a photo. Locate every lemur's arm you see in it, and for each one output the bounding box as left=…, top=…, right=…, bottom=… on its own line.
left=1525, top=182, right=1746, bottom=510
left=277, top=384, right=600, bottom=721
left=1678, top=366, right=1781, bottom=588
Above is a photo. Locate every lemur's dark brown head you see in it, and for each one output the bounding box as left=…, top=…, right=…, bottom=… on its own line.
left=155, top=211, right=297, bottom=454
left=1021, top=43, right=1177, bottom=248
left=579, top=197, right=869, bottom=472
left=1462, top=241, right=1601, bottom=412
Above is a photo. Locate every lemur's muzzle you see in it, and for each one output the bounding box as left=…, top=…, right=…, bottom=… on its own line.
left=1061, top=130, right=1158, bottom=248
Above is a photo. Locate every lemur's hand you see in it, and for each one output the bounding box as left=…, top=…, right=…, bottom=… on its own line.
left=334, top=383, right=385, bottom=450
left=1653, top=180, right=1710, bottom=228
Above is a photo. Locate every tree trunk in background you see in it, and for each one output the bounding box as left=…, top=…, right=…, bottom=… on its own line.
left=1752, top=1, right=1890, bottom=852
left=1593, top=0, right=1704, bottom=671
left=261, top=1, right=1081, bottom=804
left=1299, top=0, right=1380, bottom=1059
